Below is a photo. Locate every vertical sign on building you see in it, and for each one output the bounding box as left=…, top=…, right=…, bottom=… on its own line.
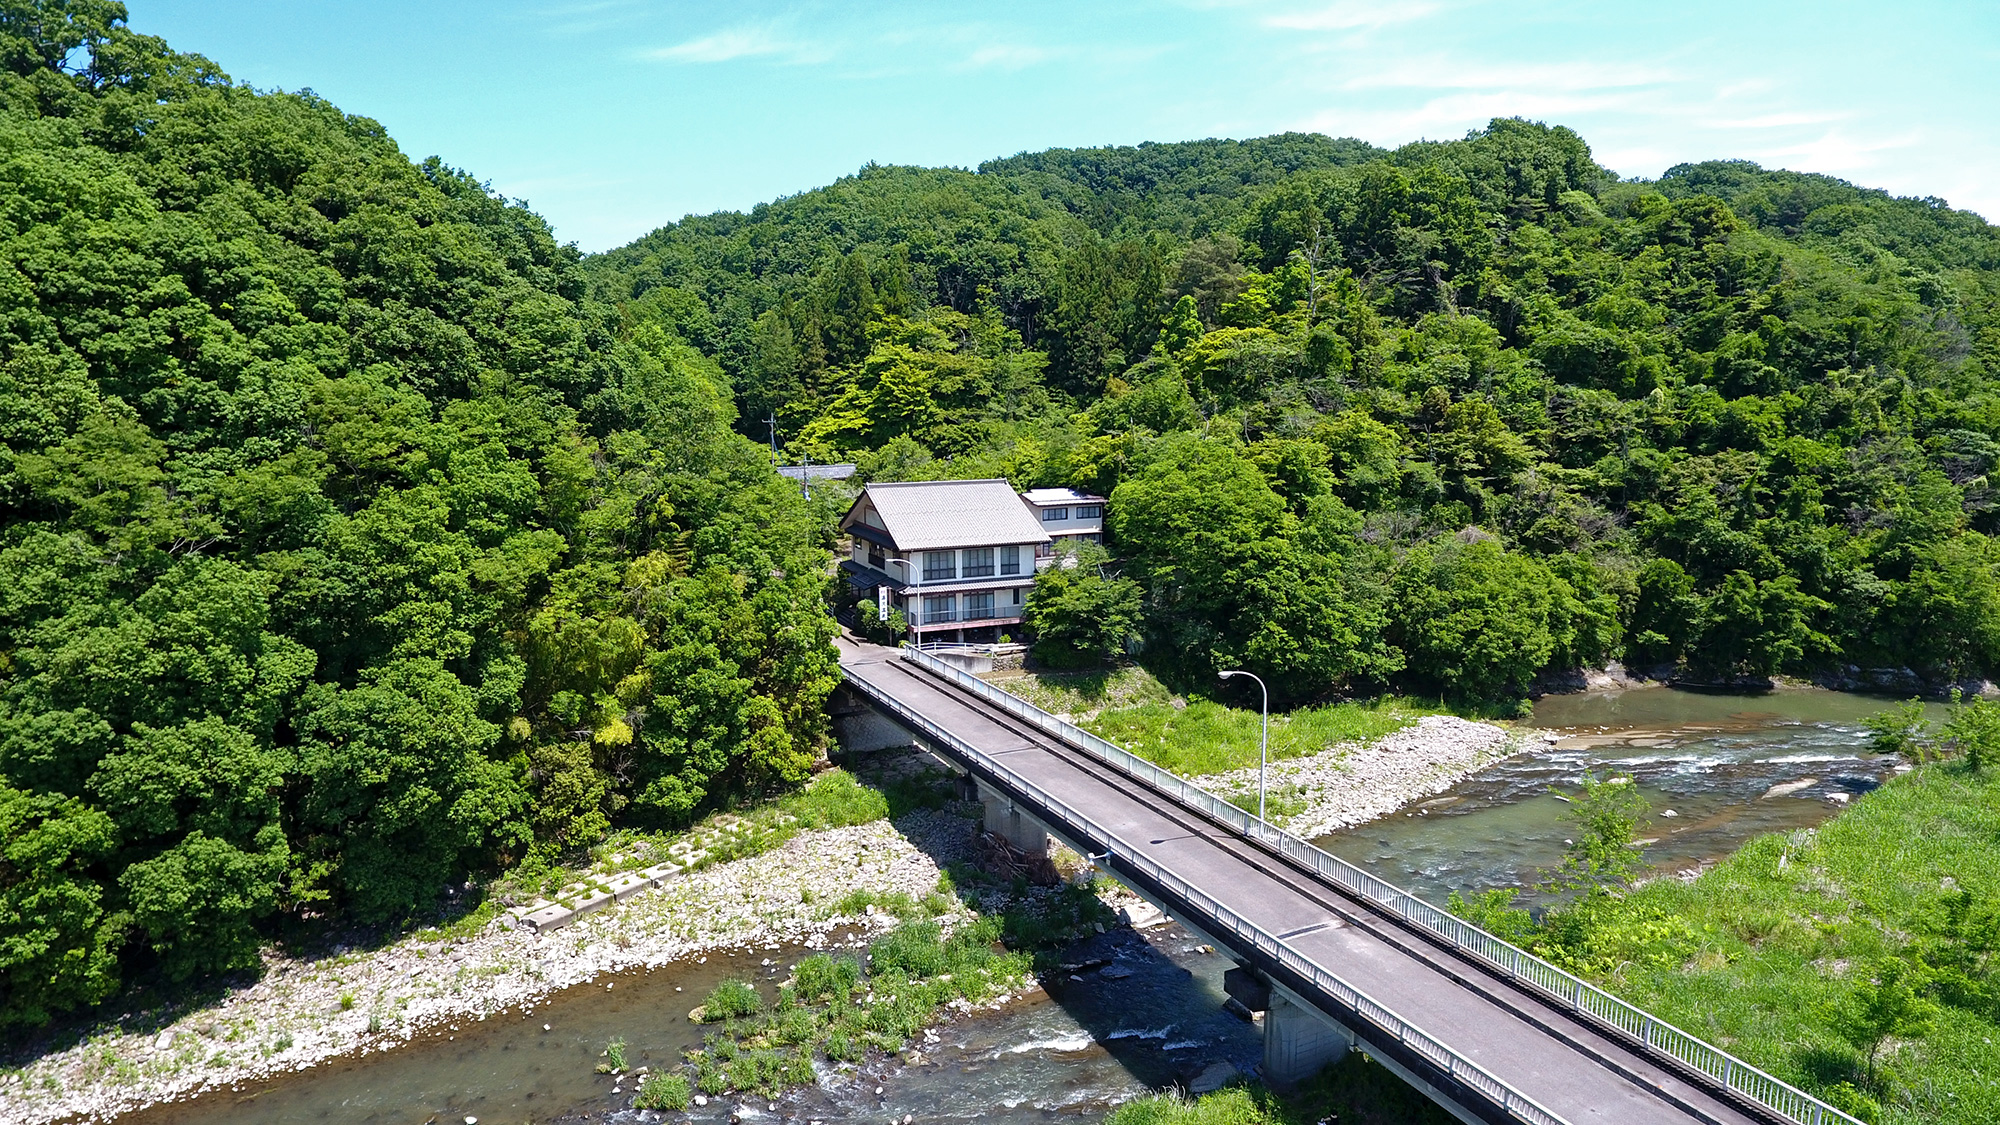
left=877, top=585, right=890, bottom=622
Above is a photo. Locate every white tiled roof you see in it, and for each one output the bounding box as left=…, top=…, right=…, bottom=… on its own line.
left=852, top=480, right=1051, bottom=551
left=1020, top=487, right=1106, bottom=505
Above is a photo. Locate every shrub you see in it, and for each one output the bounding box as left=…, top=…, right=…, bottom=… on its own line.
left=791, top=953, right=861, bottom=1004
left=703, top=978, right=762, bottom=1021
left=634, top=1071, right=691, bottom=1111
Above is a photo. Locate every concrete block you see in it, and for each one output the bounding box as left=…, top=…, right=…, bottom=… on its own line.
left=608, top=872, right=653, bottom=901
left=1223, top=966, right=1271, bottom=1011
left=1263, top=993, right=1351, bottom=1087
left=979, top=790, right=1051, bottom=857
left=568, top=888, right=614, bottom=919
left=519, top=905, right=573, bottom=932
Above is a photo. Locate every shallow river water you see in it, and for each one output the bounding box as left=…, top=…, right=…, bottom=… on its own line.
left=107, top=684, right=1922, bottom=1125
left=1319, top=684, right=1934, bottom=906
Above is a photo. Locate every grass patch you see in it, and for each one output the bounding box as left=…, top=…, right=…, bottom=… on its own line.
left=634, top=1071, right=690, bottom=1110
left=1449, top=760, right=2000, bottom=1124
left=1085, top=697, right=1427, bottom=776
left=989, top=666, right=1175, bottom=715
left=679, top=915, right=1033, bottom=1097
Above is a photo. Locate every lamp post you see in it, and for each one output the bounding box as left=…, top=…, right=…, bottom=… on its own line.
left=1218, top=669, right=1269, bottom=824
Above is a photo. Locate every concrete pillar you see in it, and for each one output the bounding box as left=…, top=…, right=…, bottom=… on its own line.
left=829, top=687, right=915, bottom=753
left=976, top=781, right=1051, bottom=857
left=1262, top=992, right=1351, bottom=1087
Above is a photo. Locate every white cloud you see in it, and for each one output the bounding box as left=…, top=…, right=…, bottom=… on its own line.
left=647, top=24, right=832, bottom=65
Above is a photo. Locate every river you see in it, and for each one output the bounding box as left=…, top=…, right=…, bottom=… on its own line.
left=102, top=684, right=1915, bottom=1125
left=1318, top=683, right=1926, bottom=907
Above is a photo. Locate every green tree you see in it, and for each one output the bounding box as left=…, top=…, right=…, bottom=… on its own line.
left=0, top=780, right=121, bottom=1026
left=1830, top=960, right=1936, bottom=1085
left=1387, top=537, right=1582, bottom=705
left=1547, top=772, right=1649, bottom=892
left=1025, top=542, right=1143, bottom=669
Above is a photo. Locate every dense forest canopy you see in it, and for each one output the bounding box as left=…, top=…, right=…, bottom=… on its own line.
left=591, top=111, right=2000, bottom=709
left=0, top=1, right=836, bottom=1027
left=6, top=0, right=2000, bottom=1036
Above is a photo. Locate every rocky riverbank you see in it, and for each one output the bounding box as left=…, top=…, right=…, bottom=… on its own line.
left=0, top=804, right=982, bottom=1125
left=1205, top=714, right=1521, bottom=839
left=0, top=711, right=1519, bottom=1125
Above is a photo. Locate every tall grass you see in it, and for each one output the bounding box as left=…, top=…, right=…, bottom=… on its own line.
left=1455, top=761, right=2000, bottom=1125
left=1085, top=697, right=1425, bottom=776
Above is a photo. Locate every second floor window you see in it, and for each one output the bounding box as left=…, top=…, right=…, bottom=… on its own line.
left=922, top=551, right=956, bottom=581
left=922, top=594, right=956, bottom=624
left=1076, top=505, right=1102, bottom=519
left=1000, top=544, right=1021, bottom=575
left=962, top=547, right=995, bottom=577
left=963, top=591, right=995, bottom=620
left=1042, top=507, right=1069, bottom=522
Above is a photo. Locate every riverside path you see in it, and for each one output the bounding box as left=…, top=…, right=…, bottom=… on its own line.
left=834, top=635, right=1859, bottom=1125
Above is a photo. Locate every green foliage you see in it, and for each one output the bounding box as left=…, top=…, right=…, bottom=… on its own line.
left=1449, top=762, right=2000, bottom=1120
left=1938, top=691, right=2000, bottom=773
left=681, top=915, right=1031, bottom=1097
left=0, top=1, right=837, bottom=1025
left=1829, top=961, right=1936, bottom=1084
left=603, top=1036, right=629, bottom=1071
left=1024, top=542, right=1143, bottom=669
left=633, top=1071, right=691, bottom=1110
left=1864, top=699, right=1932, bottom=763
left=1105, top=1050, right=1458, bottom=1125
left=1084, top=694, right=1420, bottom=776
left=1547, top=772, right=1650, bottom=892
left=588, top=108, right=2000, bottom=717
left=700, top=979, right=762, bottom=1022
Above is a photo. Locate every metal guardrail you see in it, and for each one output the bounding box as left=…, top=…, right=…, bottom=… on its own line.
left=846, top=663, right=1569, bottom=1125
left=893, top=645, right=1859, bottom=1125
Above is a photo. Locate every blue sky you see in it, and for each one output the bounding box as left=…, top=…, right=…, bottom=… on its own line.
left=129, top=1, right=1999, bottom=253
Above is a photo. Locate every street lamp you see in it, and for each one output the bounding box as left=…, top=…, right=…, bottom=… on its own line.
left=1218, top=669, right=1269, bottom=824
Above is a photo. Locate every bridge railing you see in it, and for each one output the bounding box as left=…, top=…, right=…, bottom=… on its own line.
left=848, top=664, right=1569, bottom=1125
left=897, top=645, right=1858, bottom=1125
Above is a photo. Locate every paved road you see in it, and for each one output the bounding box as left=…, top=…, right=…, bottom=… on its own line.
left=838, top=637, right=1772, bottom=1125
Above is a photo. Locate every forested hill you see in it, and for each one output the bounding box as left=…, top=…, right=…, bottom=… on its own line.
left=0, top=3, right=836, bottom=1028
left=587, top=121, right=2000, bottom=707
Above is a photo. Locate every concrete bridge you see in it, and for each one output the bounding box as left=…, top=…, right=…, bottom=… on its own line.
left=833, top=637, right=1859, bottom=1125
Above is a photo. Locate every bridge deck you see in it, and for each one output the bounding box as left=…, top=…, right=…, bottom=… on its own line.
left=838, top=637, right=1767, bottom=1125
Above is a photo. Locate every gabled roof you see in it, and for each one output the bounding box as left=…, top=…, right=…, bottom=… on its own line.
left=842, top=479, right=1051, bottom=552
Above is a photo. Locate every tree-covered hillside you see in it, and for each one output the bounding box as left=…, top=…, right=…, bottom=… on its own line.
left=0, top=2, right=835, bottom=1027
left=590, top=121, right=2000, bottom=707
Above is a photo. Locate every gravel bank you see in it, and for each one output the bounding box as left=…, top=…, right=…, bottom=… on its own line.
left=1205, top=714, right=1521, bottom=838
left=0, top=807, right=979, bottom=1125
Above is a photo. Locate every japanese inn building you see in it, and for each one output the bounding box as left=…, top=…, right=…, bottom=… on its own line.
left=838, top=479, right=1108, bottom=644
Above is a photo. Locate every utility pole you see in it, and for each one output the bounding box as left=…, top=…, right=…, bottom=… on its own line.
left=764, top=411, right=778, bottom=463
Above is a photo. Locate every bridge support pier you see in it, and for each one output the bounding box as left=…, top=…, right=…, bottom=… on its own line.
left=1262, top=992, right=1353, bottom=1087
left=829, top=685, right=916, bottom=753
left=975, top=780, right=1052, bottom=857
left=1227, top=967, right=1353, bottom=1088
